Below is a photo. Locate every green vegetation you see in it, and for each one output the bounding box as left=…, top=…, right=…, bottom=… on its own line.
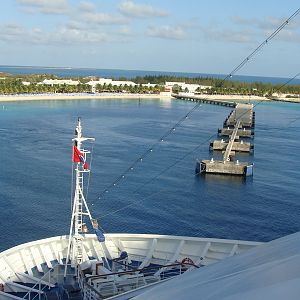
left=129, top=75, right=300, bottom=97
left=95, top=83, right=164, bottom=94
left=0, top=78, right=91, bottom=94
left=0, top=73, right=299, bottom=97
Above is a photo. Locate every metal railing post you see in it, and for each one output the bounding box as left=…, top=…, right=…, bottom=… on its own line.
left=39, top=281, right=41, bottom=300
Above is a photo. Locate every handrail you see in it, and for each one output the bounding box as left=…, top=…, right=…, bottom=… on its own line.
left=79, top=269, right=103, bottom=300
left=22, top=263, right=75, bottom=300
left=87, top=261, right=199, bottom=281
left=223, top=120, right=241, bottom=162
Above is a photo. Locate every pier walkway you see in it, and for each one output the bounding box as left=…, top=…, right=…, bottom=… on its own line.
left=172, top=93, right=236, bottom=107
left=196, top=103, right=254, bottom=176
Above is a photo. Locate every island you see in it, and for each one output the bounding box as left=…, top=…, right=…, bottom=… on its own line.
left=0, top=72, right=299, bottom=103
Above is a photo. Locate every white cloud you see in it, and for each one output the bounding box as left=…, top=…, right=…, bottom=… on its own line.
left=66, top=20, right=87, bottom=30
left=0, top=24, right=25, bottom=41
left=16, top=0, right=69, bottom=14
left=78, top=1, right=96, bottom=13
left=146, top=25, right=186, bottom=40
left=231, top=16, right=299, bottom=31
left=264, top=29, right=300, bottom=43
left=202, top=27, right=255, bottom=44
left=53, top=27, right=110, bottom=44
left=119, top=25, right=131, bottom=35
left=119, top=1, right=169, bottom=18
left=229, top=15, right=300, bottom=43
left=0, top=23, right=131, bottom=45
left=80, top=11, right=128, bottom=25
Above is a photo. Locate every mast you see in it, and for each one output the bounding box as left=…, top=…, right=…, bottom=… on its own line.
left=64, top=118, right=95, bottom=277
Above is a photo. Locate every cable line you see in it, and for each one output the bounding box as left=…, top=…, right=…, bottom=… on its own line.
left=95, top=8, right=300, bottom=202
left=273, top=72, right=300, bottom=94
left=221, top=8, right=300, bottom=85
left=95, top=70, right=300, bottom=220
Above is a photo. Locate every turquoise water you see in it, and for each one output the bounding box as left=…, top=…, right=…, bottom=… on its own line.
left=0, top=98, right=300, bottom=251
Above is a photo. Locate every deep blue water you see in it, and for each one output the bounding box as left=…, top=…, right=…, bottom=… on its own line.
left=0, top=98, right=300, bottom=252
left=1, top=65, right=300, bottom=85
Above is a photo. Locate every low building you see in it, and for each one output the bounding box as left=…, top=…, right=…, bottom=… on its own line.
left=142, top=83, right=158, bottom=88
left=87, top=78, right=136, bottom=87
left=41, top=79, right=80, bottom=85
left=165, top=81, right=212, bottom=93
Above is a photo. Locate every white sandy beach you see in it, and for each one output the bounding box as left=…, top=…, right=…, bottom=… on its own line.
left=0, top=92, right=298, bottom=103
left=0, top=93, right=172, bottom=102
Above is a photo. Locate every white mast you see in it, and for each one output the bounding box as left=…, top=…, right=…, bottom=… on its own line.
left=64, top=118, right=95, bottom=277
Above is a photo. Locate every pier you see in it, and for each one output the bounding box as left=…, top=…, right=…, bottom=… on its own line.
left=210, top=140, right=253, bottom=152
left=172, top=93, right=236, bottom=107
left=196, top=103, right=254, bottom=176
left=218, top=127, right=254, bottom=138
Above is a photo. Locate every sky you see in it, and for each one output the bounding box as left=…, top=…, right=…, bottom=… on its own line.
left=0, top=0, right=299, bottom=77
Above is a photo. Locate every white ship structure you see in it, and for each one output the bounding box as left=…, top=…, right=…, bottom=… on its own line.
left=0, top=118, right=299, bottom=300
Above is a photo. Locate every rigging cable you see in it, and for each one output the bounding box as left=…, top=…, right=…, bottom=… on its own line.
left=100, top=108, right=300, bottom=221
left=95, top=71, right=300, bottom=219
left=85, top=140, right=95, bottom=201
left=70, top=161, right=74, bottom=214
left=273, top=72, right=300, bottom=94
left=220, top=8, right=300, bottom=85
left=95, top=8, right=300, bottom=207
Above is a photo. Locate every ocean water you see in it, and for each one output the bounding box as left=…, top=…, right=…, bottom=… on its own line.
left=1, top=65, right=300, bottom=85
left=0, top=98, right=300, bottom=252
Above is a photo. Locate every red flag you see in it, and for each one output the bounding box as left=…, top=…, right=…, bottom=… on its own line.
left=73, top=145, right=89, bottom=170
left=84, top=161, right=89, bottom=170
left=73, top=145, right=82, bottom=163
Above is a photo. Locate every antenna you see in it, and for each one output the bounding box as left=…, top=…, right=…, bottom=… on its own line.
left=64, top=118, right=96, bottom=277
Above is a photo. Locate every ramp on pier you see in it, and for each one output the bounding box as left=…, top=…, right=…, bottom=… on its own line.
left=210, top=140, right=253, bottom=152
left=197, top=104, right=254, bottom=176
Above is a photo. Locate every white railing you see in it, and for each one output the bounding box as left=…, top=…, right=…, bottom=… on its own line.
left=22, top=264, right=76, bottom=300
left=81, top=261, right=196, bottom=299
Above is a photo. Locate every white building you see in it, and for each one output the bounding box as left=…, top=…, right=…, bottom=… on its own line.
left=165, top=81, right=212, bottom=93
left=142, top=83, right=158, bottom=88
left=22, top=81, right=31, bottom=86
left=86, top=78, right=136, bottom=87
left=41, top=79, right=80, bottom=86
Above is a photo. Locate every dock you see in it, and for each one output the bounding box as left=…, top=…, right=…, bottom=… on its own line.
left=223, top=104, right=255, bottom=128
left=172, top=93, right=236, bottom=107
left=218, top=127, right=254, bottom=138
left=196, top=103, right=254, bottom=176
left=210, top=140, right=253, bottom=152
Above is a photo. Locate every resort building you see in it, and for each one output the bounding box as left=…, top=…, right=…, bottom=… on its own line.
left=165, top=81, right=212, bottom=93
left=86, top=78, right=136, bottom=87
left=142, top=83, right=158, bottom=88
left=41, top=79, right=80, bottom=86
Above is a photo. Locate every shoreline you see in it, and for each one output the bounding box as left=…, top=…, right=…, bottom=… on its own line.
left=0, top=93, right=171, bottom=102
left=0, top=92, right=299, bottom=103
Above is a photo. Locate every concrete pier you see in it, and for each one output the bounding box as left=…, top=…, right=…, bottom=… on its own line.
left=197, top=159, right=253, bottom=176
left=224, top=111, right=255, bottom=128
left=210, top=140, right=253, bottom=152
left=197, top=103, right=254, bottom=177
left=218, top=127, right=254, bottom=138
left=172, top=93, right=236, bottom=107
left=224, top=104, right=255, bottom=128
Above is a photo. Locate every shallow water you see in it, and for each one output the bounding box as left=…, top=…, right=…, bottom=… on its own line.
left=0, top=98, right=300, bottom=251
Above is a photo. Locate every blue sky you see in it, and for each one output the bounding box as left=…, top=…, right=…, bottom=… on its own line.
left=0, top=0, right=299, bottom=77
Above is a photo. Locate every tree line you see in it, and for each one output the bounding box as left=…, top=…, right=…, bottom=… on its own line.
left=0, top=73, right=299, bottom=96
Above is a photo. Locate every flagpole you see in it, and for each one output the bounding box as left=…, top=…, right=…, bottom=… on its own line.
left=64, top=118, right=95, bottom=278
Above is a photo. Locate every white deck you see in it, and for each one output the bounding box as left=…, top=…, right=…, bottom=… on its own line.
left=133, top=231, right=300, bottom=300
left=0, top=233, right=261, bottom=289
